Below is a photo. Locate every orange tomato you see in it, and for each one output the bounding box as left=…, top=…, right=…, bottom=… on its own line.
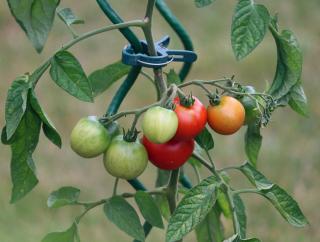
left=207, top=96, right=245, bottom=135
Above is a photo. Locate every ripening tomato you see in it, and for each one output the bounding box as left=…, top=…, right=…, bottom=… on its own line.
left=142, top=106, right=178, bottom=144
left=207, top=96, right=245, bottom=135
left=173, top=96, right=207, bottom=140
left=142, top=136, right=194, bottom=170
left=104, top=135, right=148, bottom=180
left=70, top=116, right=111, bottom=158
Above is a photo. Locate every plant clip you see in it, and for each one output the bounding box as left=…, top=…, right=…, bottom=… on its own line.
left=122, top=36, right=197, bottom=68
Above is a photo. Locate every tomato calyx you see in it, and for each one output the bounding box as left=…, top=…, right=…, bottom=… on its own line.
left=208, top=92, right=221, bottom=106
left=177, top=92, right=195, bottom=108
left=123, top=128, right=140, bottom=142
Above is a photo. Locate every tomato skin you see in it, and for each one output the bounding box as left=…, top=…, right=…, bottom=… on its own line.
left=104, top=136, right=148, bottom=180
left=207, top=96, right=245, bottom=135
left=142, top=136, right=194, bottom=170
left=70, top=116, right=111, bottom=158
left=173, top=96, right=207, bottom=141
left=142, top=106, right=178, bottom=144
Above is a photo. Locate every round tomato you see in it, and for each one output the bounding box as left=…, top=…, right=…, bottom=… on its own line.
left=70, top=116, right=111, bottom=158
left=240, top=86, right=261, bottom=125
left=104, top=135, right=148, bottom=180
left=207, top=96, right=245, bottom=135
left=142, top=106, right=178, bottom=144
left=142, top=136, right=194, bottom=170
left=173, top=96, right=207, bottom=140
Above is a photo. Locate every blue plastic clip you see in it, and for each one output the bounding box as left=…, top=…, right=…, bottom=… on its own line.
left=122, top=36, right=197, bottom=68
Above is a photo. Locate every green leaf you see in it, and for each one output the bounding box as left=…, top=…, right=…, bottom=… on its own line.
left=89, top=61, right=131, bottom=97
left=195, top=127, right=214, bottom=151
left=50, top=51, right=93, bottom=102
left=233, top=194, right=247, bottom=238
left=195, top=0, right=215, bottom=8
left=217, top=189, right=232, bottom=218
left=166, top=175, right=220, bottom=242
left=10, top=103, right=41, bottom=203
left=42, top=222, right=80, bottom=242
left=29, top=90, right=62, bottom=148
left=231, top=0, right=270, bottom=60
left=1, top=126, right=16, bottom=145
left=195, top=207, right=224, bottom=242
left=244, top=123, right=262, bottom=166
left=224, top=234, right=260, bottom=242
left=240, top=162, right=274, bottom=190
left=134, top=191, right=164, bottom=229
left=268, top=26, right=303, bottom=99
left=47, top=186, right=80, bottom=208
left=57, top=7, right=84, bottom=26
left=104, top=196, right=145, bottom=241
left=261, top=185, right=308, bottom=227
left=5, top=75, right=30, bottom=139
left=288, top=82, right=309, bottom=117
left=7, top=0, right=60, bottom=53
left=165, top=69, right=182, bottom=85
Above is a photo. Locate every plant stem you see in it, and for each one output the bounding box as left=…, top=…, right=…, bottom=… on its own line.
left=233, top=188, right=262, bottom=195
left=167, top=169, right=180, bottom=214
left=217, top=166, right=241, bottom=173
left=113, top=178, right=119, bottom=196
left=191, top=152, right=215, bottom=173
left=143, top=0, right=167, bottom=95
left=226, top=187, right=241, bottom=235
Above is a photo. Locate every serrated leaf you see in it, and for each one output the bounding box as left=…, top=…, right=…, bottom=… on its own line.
left=233, top=194, right=247, bottom=238
left=195, top=127, right=214, bottom=151
left=50, top=51, right=93, bottom=102
left=195, top=206, right=224, bottom=242
left=224, top=234, right=260, bottom=242
left=42, top=222, right=79, bottom=242
left=7, top=0, right=60, bottom=53
left=5, top=75, right=30, bottom=139
left=29, top=90, right=62, bottom=148
left=268, top=26, right=303, bottom=99
left=58, top=7, right=84, bottom=26
left=134, top=191, right=164, bottom=229
left=10, top=103, right=41, bottom=203
left=104, top=196, right=145, bottom=241
left=165, top=69, right=182, bottom=85
left=47, top=186, right=80, bottom=208
left=166, top=175, right=220, bottom=242
left=195, top=0, right=215, bottom=8
left=240, top=162, right=274, bottom=190
left=261, top=185, right=308, bottom=227
left=288, top=82, right=309, bottom=117
left=244, top=123, right=262, bottom=166
left=231, top=0, right=270, bottom=60
left=89, top=61, right=131, bottom=97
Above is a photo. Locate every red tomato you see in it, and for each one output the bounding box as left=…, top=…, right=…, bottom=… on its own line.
left=142, top=136, right=194, bottom=170
left=173, top=96, right=207, bottom=140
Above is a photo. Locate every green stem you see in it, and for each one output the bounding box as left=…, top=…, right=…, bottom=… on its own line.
left=167, top=169, right=180, bottom=214
left=113, top=178, right=119, bottom=196
left=226, top=188, right=240, bottom=235
left=217, top=166, right=241, bottom=173
left=233, top=188, right=262, bottom=195
left=191, top=152, right=215, bottom=173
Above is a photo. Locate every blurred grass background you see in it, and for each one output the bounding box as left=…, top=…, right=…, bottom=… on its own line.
left=0, top=0, right=319, bottom=241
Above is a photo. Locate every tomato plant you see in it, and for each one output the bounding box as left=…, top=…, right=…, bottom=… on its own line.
left=142, top=136, right=194, bottom=170
left=104, top=135, right=148, bottom=180
left=70, top=116, right=111, bottom=158
left=173, top=96, right=207, bottom=140
left=207, top=96, right=245, bottom=135
left=1, top=0, right=310, bottom=242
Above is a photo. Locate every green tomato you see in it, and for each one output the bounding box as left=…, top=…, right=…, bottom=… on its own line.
left=103, top=136, right=148, bottom=180
left=240, top=86, right=261, bottom=125
left=70, top=116, right=111, bottom=158
left=142, top=106, right=178, bottom=144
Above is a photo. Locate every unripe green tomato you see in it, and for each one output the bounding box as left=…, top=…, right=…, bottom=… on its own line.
left=142, top=106, right=178, bottom=144
left=240, top=86, right=261, bottom=125
left=103, top=136, right=148, bottom=180
left=70, top=116, right=111, bottom=158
